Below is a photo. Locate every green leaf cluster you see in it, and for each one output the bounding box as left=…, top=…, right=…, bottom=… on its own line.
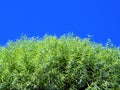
left=0, top=34, right=120, bottom=90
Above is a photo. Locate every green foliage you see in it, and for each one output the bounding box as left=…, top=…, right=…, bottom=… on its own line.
left=0, top=34, right=120, bottom=90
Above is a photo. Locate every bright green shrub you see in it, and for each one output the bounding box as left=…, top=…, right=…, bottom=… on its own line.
left=0, top=34, right=120, bottom=90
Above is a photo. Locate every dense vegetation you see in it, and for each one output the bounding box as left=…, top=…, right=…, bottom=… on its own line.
left=0, top=34, right=120, bottom=90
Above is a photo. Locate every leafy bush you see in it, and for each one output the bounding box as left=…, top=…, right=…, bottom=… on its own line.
left=0, top=34, right=120, bottom=90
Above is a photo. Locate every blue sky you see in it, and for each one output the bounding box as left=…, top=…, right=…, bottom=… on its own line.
left=0, top=0, right=120, bottom=46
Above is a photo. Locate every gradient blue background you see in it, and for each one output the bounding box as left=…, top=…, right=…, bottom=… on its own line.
left=0, top=0, right=120, bottom=46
